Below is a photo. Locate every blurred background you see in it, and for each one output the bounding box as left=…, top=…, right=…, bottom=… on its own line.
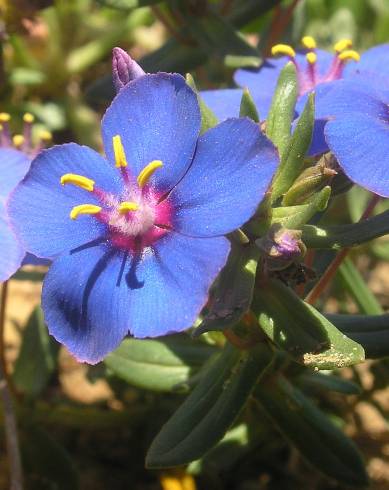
left=0, top=1, right=389, bottom=489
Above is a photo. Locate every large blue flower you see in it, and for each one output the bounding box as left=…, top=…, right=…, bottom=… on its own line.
left=9, top=73, right=279, bottom=364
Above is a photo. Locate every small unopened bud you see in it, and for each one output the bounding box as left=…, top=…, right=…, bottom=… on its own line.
left=112, top=47, right=145, bottom=92
left=282, top=154, right=337, bottom=206
left=256, top=224, right=306, bottom=271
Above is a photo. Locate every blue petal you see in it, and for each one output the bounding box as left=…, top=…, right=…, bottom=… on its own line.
left=8, top=143, right=120, bottom=258
left=0, top=204, right=24, bottom=281
left=42, top=233, right=229, bottom=363
left=0, top=149, right=31, bottom=200
left=315, top=78, right=389, bottom=120
left=102, top=73, right=201, bottom=193
left=344, top=43, right=389, bottom=79
left=22, top=253, right=51, bottom=266
left=325, top=114, right=389, bottom=196
left=200, top=88, right=243, bottom=120
left=168, top=118, right=279, bottom=237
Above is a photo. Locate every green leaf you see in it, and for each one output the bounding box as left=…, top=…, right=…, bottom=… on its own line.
left=337, top=257, right=383, bottom=315
left=194, top=243, right=260, bottom=336
left=225, top=54, right=262, bottom=68
left=228, top=0, right=282, bottom=27
left=327, top=313, right=389, bottom=359
left=239, top=88, right=260, bottom=122
left=21, top=424, right=79, bottom=490
left=302, top=208, right=389, bottom=250
left=296, top=372, right=361, bottom=395
left=272, top=186, right=331, bottom=229
left=266, top=62, right=298, bottom=157
left=13, top=306, right=59, bottom=397
left=255, top=376, right=368, bottom=487
left=272, top=93, right=314, bottom=201
left=104, top=334, right=217, bottom=393
left=253, top=279, right=365, bottom=369
left=146, top=343, right=273, bottom=468
left=185, top=73, right=219, bottom=134
left=187, top=13, right=260, bottom=64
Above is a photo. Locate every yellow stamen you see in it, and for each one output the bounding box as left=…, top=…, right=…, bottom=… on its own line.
left=118, top=201, right=139, bottom=214
left=23, top=112, right=35, bottom=124
left=61, top=173, right=95, bottom=192
left=0, top=112, right=10, bottom=122
left=113, top=134, right=128, bottom=168
left=271, top=44, right=296, bottom=58
left=137, top=160, right=163, bottom=188
left=70, top=204, right=102, bottom=220
left=338, top=49, right=360, bottom=62
left=12, top=134, right=24, bottom=148
left=334, top=39, right=353, bottom=53
left=39, top=130, right=52, bottom=142
left=302, top=36, right=316, bottom=50
left=306, top=52, right=317, bottom=64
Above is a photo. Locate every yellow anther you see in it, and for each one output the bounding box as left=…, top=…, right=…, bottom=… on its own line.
left=112, top=134, right=128, bottom=168
left=61, top=174, right=95, bottom=192
left=338, top=49, right=360, bottom=62
left=271, top=44, right=296, bottom=58
left=306, top=52, right=317, bottom=64
left=334, top=39, right=353, bottom=53
left=23, top=112, right=35, bottom=124
left=302, top=36, right=316, bottom=49
left=0, top=112, right=10, bottom=122
left=137, top=160, right=163, bottom=188
left=70, top=204, right=102, bottom=220
left=12, top=134, right=24, bottom=147
left=118, top=201, right=139, bottom=214
left=39, top=130, right=52, bottom=142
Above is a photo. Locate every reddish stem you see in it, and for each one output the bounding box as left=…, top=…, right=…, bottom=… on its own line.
left=305, top=193, right=381, bottom=305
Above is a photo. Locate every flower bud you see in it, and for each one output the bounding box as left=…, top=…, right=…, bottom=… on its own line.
left=256, top=224, right=306, bottom=271
left=112, top=47, right=145, bottom=92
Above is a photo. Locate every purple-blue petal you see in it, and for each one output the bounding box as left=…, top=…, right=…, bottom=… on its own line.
left=0, top=148, right=31, bottom=199
left=168, top=118, right=279, bottom=237
left=102, top=73, right=201, bottom=193
left=200, top=88, right=243, bottom=121
left=344, top=43, right=389, bottom=79
left=315, top=78, right=389, bottom=121
left=8, top=143, right=120, bottom=258
left=325, top=114, right=389, bottom=196
left=0, top=204, right=24, bottom=281
left=42, top=233, right=229, bottom=363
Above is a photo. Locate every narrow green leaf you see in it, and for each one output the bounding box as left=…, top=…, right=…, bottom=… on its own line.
left=228, top=0, right=282, bottom=28
left=239, top=88, right=260, bottom=122
left=337, top=257, right=383, bottom=315
left=272, top=93, right=314, bottom=201
left=327, top=313, right=389, bottom=359
left=146, top=343, right=273, bottom=468
left=296, top=372, right=361, bottom=395
left=13, top=306, right=59, bottom=397
left=185, top=73, right=219, bottom=133
left=253, top=279, right=365, bottom=369
left=302, top=208, right=389, bottom=250
left=266, top=62, right=298, bottom=156
left=255, top=376, right=368, bottom=487
left=104, top=334, right=217, bottom=393
left=272, top=186, right=331, bottom=229
left=96, top=0, right=160, bottom=8
left=194, top=243, right=260, bottom=336
left=225, top=54, right=261, bottom=68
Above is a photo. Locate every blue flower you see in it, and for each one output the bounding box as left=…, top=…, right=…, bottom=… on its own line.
left=202, top=40, right=388, bottom=155
left=202, top=38, right=365, bottom=119
left=313, top=74, right=389, bottom=197
left=9, top=74, right=279, bottom=364
left=0, top=113, right=51, bottom=281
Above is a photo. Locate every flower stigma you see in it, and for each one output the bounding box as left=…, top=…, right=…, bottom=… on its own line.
left=270, top=37, right=360, bottom=95
left=61, top=135, right=172, bottom=253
